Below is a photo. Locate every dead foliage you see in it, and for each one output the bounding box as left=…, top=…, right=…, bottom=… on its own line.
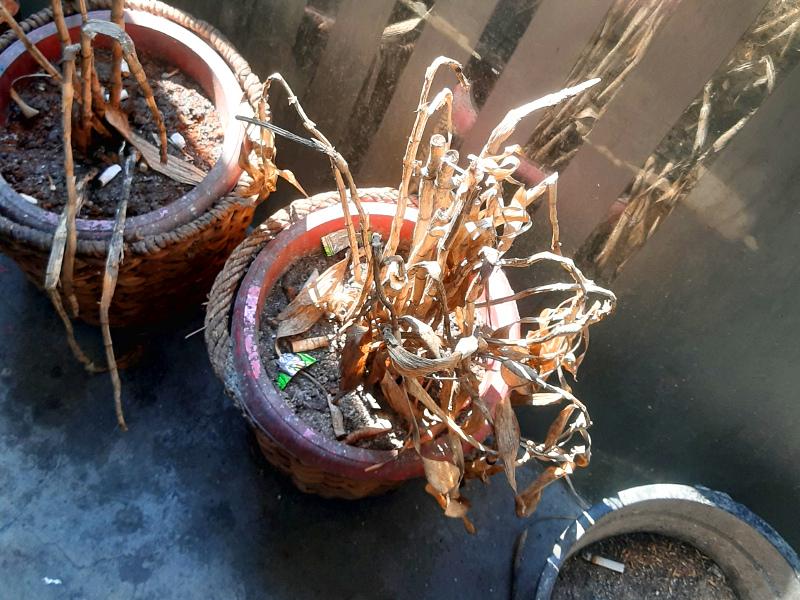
left=242, top=57, right=615, bottom=531
left=6, top=1, right=229, bottom=429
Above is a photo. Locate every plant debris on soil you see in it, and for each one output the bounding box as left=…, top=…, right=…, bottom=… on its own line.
left=0, top=48, right=223, bottom=218
left=240, top=60, right=616, bottom=533
left=259, top=252, right=407, bottom=451
left=552, top=532, right=738, bottom=600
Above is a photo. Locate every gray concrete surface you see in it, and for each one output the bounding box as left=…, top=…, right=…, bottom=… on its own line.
left=0, top=254, right=581, bottom=599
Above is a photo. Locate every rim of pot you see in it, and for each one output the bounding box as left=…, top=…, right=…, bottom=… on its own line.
left=231, top=201, right=520, bottom=481
left=0, top=9, right=245, bottom=241
left=530, top=483, right=800, bottom=600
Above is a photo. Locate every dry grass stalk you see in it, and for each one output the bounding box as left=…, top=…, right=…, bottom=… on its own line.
left=57, top=43, right=83, bottom=319
left=100, top=151, right=137, bottom=432
left=0, top=2, right=62, bottom=84
left=109, top=0, right=125, bottom=107
left=250, top=57, right=615, bottom=530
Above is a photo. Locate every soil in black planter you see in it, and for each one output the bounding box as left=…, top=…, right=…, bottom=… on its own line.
left=0, top=48, right=223, bottom=218
left=258, top=251, right=407, bottom=451
left=552, top=532, right=737, bottom=600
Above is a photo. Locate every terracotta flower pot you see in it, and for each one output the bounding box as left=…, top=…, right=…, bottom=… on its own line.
left=230, top=201, right=520, bottom=499
left=0, top=3, right=259, bottom=326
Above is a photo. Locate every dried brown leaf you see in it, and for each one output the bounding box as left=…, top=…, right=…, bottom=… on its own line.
left=384, top=329, right=461, bottom=377
left=278, top=169, right=308, bottom=197
left=105, top=106, right=204, bottom=185
left=545, top=405, right=576, bottom=449
left=515, top=465, right=564, bottom=518
left=495, top=393, right=520, bottom=492
left=501, top=362, right=535, bottom=396
left=366, top=351, right=388, bottom=386
left=403, top=376, right=489, bottom=452
left=422, top=456, right=461, bottom=496
left=339, top=324, right=371, bottom=391
left=380, top=370, right=416, bottom=423
left=276, top=257, right=348, bottom=339
left=399, top=316, right=442, bottom=358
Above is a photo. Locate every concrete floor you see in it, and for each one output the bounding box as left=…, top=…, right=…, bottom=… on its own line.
left=0, top=254, right=580, bottom=599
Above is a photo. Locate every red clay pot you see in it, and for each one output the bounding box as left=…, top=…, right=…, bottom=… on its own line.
left=231, top=202, right=520, bottom=485
left=0, top=9, right=245, bottom=239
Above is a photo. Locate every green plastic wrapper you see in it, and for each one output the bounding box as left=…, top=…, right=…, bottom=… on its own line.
left=276, top=352, right=317, bottom=389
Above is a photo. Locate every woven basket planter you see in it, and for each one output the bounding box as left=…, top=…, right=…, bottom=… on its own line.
left=205, top=189, right=519, bottom=499
left=0, top=0, right=264, bottom=327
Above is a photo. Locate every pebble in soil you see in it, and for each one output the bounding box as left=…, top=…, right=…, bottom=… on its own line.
left=551, top=532, right=738, bottom=600
left=0, top=48, right=223, bottom=218
left=258, top=251, right=407, bottom=451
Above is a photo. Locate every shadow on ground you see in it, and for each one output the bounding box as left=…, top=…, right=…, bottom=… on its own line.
left=0, top=255, right=578, bottom=599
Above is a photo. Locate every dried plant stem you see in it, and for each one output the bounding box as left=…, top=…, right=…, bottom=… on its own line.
left=101, top=152, right=137, bottom=432
left=263, top=73, right=370, bottom=276
left=713, top=110, right=755, bottom=152
left=384, top=57, right=468, bottom=260
left=481, top=78, right=601, bottom=158
left=109, top=0, right=125, bottom=107
left=42, top=46, right=94, bottom=368
left=45, top=192, right=99, bottom=372
left=0, top=3, right=62, bottom=84
left=331, top=166, right=363, bottom=284
left=46, top=289, right=99, bottom=371
left=547, top=176, right=561, bottom=255
left=59, top=45, right=82, bottom=318
left=50, top=0, right=72, bottom=52
left=79, top=29, right=96, bottom=153
left=83, top=20, right=167, bottom=163
left=411, top=134, right=448, bottom=251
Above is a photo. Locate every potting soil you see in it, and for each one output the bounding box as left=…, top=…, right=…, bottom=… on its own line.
left=551, top=532, right=737, bottom=600
left=0, top=48, right=222, bottom=218
left=258, top=251, right=407, bottom=451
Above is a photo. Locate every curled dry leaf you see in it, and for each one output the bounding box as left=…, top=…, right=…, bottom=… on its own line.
left=276, top=257, right=348, bottom=340
left=422, top=456, right=461, bottom=496
left=515, top=465, right=566, bottom=518
left=250, top=55, right=616, bottom=530
left=379, top=370, right=417, bottom=423
left=339, top=324, right=371, bottom=391
left=495, top=393, right=520, bottom=492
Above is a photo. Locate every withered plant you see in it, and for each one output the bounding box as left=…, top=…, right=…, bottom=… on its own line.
left=240, top=57, right=616, bottom=532
left=2, top=1, right=207, bottom=430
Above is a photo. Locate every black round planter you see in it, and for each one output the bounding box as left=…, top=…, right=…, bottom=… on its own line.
left=532, top=484, right=800, bottom=600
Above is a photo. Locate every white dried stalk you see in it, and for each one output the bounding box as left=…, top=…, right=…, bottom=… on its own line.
left=481, top=78, right=601, bottom=157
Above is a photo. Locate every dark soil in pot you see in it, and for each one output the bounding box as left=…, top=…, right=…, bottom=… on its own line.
left=258, top=250, right=408, bottom=451
left=552, top=532, right=737, bottom=600
left=0, top=48, right=222, bottom=218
